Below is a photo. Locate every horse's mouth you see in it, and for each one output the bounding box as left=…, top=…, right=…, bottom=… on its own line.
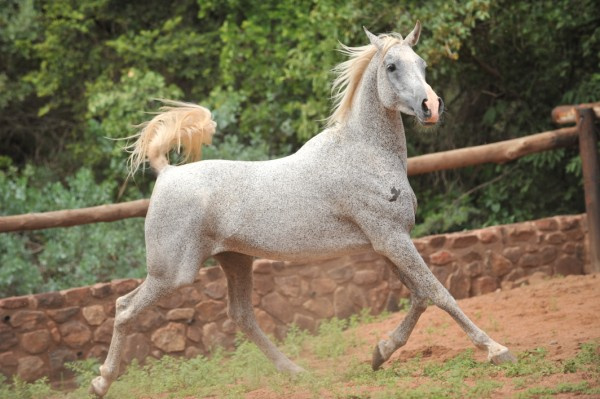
left=422, top=120, right=439, bottom=126
left=415, top=97, right=444, bottom=126
left=415, top=115, right=440, bottom=126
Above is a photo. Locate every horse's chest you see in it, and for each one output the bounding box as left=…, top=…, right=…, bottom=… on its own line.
left=387, top=184, right=417, bottom=211
left=376, top=169, right=415, bottom=203
left=362, top=173, right=417, bottom=227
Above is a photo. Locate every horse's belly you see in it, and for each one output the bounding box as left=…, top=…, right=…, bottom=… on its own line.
left=216, top=213, right=372, bottom=262
left=156, top=160, right=374, bottom=261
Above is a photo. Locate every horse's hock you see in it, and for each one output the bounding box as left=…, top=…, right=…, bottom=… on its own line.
left=0, top=214, right=589, bottom=383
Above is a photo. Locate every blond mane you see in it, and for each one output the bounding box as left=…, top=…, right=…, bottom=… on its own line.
left=327, top=34, right=403, bottom=127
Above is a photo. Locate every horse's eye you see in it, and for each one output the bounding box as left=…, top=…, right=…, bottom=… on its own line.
left=386, top=64, right=397, bottom=72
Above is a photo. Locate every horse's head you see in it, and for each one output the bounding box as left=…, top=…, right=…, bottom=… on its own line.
left=364, top=22, right=443, bottom=125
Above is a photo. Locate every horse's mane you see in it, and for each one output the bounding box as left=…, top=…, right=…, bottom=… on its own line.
left=327, top=33, right=404, bottom=127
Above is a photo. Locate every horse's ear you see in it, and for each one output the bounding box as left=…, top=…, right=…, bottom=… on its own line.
left=404, top=20, right=421, bottom=47
left=363, top=26, right=383, bottom=49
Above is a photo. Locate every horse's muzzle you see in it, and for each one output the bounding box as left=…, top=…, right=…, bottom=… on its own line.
left=422, top=84, right=442, bottom=124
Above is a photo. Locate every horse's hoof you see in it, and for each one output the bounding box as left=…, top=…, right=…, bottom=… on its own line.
left=276, top=359, right=306, bottom=375
left=89, top=376, right=109, bottom=397
left=289, top=364, right=306, bottom=376
left=489, top=347, right=517, bottom=365
left=371, top=344, right=385, bottom=371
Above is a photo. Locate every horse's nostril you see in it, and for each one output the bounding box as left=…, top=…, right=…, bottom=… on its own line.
left=421, top=99, right=429, bottom=112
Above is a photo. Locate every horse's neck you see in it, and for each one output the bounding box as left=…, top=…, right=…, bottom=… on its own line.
left=345, top=58, right=408, bottom=167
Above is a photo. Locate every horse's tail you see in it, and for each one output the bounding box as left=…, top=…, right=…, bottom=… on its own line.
left=126, top=100, right=216, bottom=176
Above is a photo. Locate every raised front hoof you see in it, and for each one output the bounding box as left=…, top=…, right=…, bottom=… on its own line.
left=371, top=344, right=386, bottom=371
left=89, top=376, right=110, bottom=398
left=489, top=347, right=517, bottom=365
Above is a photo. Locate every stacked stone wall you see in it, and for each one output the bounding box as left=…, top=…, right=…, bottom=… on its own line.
left=0, top=214, right=589, bottom=382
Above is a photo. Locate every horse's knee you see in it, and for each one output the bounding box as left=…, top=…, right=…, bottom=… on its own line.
left=115, top=295, right=129, bottom=314
left=113, top=304, right=140, bottom=333
left=113, top=297, right=133, bottom=331
left=113, top=313, right=128, bottom=333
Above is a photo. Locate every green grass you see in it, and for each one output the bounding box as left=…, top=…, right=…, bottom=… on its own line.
left=516, top=381, right=598, bottom=399
left=501, top=347, right=561, bottom=378
left=1, top=321, right=598, bottom=399
left=0, top=375, right=53, bottom=399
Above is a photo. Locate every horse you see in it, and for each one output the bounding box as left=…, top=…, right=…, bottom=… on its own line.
left=90, top=21, right=516, bottom=397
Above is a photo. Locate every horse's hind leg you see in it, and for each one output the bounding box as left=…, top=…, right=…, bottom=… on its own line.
left=215, top=252, right=304, bottom=374
left=372, top=235, right=516, bottom=369
left=89, top=276, right=172, bottom=396
left=89, top=252, right=202, bottom=398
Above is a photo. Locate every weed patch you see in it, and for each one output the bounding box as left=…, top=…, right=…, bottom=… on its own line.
left=501, top=347, right=560, bottom=378
left=312, top=317, right=350, bottom=359
left=516, top=381, right=597, bottom=398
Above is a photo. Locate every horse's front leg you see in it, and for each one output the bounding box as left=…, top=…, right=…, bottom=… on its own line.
left=372, top=234, right=516, bottom=369
left=372, top=290, right=428, bottom=370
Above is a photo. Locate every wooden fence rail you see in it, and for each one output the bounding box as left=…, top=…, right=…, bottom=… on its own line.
left=0, top=127, right=579, bottom=233
left=407, top=126, right=578, bottom=175
left=0, top=199, right=149, bottom=233
left=1, top=101, right=598, bottom=272
left=551, top=102, right=600, bottom=124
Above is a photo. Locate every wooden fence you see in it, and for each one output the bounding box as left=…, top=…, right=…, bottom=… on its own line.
left=1, top=102, right=599, bottom=271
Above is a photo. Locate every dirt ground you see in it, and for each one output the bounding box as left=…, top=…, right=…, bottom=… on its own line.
left=368, top=273, right=600, bottom=366
left=247, top=273, right=600, bottom=398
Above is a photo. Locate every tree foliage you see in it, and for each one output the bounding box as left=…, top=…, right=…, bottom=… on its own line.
left=0, top=0, right=598, bottom=294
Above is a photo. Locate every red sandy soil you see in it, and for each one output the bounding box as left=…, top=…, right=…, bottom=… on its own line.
left=370, top=273, right=600, bottom=365
left=245, top=274, right=600, bottom=398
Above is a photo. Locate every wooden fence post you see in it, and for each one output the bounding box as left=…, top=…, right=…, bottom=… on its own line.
left=576, top=107, right=600, bottom=273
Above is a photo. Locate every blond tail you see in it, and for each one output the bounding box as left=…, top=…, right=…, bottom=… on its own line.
left=125, top=100, right=217, bottom=176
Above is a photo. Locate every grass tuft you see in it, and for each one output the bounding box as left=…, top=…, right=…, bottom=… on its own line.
left=501, top=347, right=560, bottom=378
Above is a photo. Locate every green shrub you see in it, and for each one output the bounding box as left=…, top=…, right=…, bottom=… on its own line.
left=0, top=166, right=146, bottom=296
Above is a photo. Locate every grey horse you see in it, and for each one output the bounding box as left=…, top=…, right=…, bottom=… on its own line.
left=90, top=22, right=516, bottom=397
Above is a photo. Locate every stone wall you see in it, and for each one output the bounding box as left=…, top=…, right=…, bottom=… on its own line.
left=0, top=214, right=589, bottom=383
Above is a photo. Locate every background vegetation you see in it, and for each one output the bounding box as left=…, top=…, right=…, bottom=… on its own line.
left=1, top=0, right=598, bottom=296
